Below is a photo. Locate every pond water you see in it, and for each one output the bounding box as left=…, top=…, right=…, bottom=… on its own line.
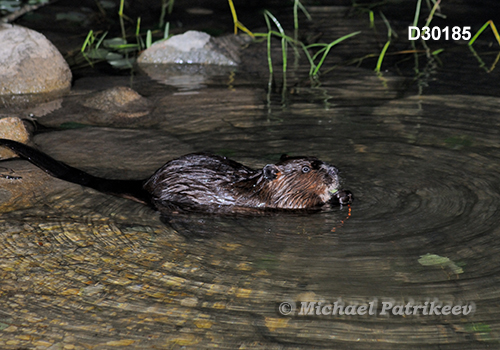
left=1, top=5, right=500, bottom=350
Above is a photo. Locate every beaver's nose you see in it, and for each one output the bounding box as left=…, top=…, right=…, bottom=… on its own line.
left=327, top=165, right=339, bottom=176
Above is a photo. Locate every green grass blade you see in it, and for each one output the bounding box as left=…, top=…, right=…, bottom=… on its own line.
left=281, top=37, right=287, bottom=73
left=264, top=10, right=285, bottom=35
left=293, top=0, right=299, bottom=30
left=312, top=31, right=361, bottom=76
left=296, top=0, right=312, bottom=21
left=95, top=31, right=108, bottom=49
left=119, top=0, right=126, bottom=38
left=146, top=30, right=152, bottom=48
left=266, top=33, right=273, bottom=74
left=469, top=20, right=500, bottom=46
left=164, top=22, right=170, bottom=39
left=369, top=10, right=374, bottom=28
left=300, top=42, right=316, bottom=75
left=293, top=0, right=312, bottom=29
left=135, top=17, right=141, bottom=36
left=81, top=30, right=94, bottom=53
left=412, top=0, right=422, bottom=27
left=424, top=0, right=441, bottom=27
left=379, top=11, right=395, bottom=39
left=375, top=40, right=390, bottom=73
left=468, top=22, right=488, bottom=46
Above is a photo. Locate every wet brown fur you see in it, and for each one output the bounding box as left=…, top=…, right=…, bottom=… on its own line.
left=145, top=153, right=347, bottom=213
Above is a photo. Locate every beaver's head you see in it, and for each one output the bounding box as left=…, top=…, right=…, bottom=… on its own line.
left=257, top=155, right=342, bottom=209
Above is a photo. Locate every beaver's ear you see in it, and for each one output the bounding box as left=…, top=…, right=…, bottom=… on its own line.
left=280, top=154, right=289, bottom=161
left=263, top=164, right=279, bottom=180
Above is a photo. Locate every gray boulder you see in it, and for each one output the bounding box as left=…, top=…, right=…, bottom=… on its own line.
left=137, top=30, right=249, bottom=66
left=0, top=24, right=72, bottom=95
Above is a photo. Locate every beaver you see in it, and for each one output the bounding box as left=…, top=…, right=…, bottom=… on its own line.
left=0, top=138, right=353, bottom=213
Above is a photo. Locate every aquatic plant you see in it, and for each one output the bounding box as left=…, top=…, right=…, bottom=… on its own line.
left=303, top=33, right=361, bottom=77
left=357, top=0, right=499, bottom=76
left=469, top=20, right=500, bottom=46
left=227, top=0, right=254, bottom=37
left=468, top=20, right=500, bottom=72
left=80, top=0, right=171, bottom=69
left=0, top=0, right=49, bottom=20
left=231, top=1, right=360, bottom=79
left=230, top=4, right=359, bottom=103
left=159, top=0, right=174, bottom=29
left=79, top=0, right=360, bottom=82
left=374, top=0, right=444, bottom=74
left=374, top=11, right=393, bottom=74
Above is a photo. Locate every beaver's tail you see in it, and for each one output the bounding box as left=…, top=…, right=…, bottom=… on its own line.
left=0, top=138, right=151, bottom=204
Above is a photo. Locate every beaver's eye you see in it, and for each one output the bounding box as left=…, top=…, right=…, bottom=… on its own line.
left=302, top=166, right=311, bottom=173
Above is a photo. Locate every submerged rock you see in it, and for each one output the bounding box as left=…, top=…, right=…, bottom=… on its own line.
left=0, top=117, right=30, bottom=159
left=0, top=24, right=72, bottom=95
left=0, top=160, right=67, bottom=213
left=81, top=86, right=151, bottom=119
left=35, top=87, right=153, bottom=127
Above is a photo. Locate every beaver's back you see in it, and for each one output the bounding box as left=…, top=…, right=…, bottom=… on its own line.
left=144, top=153, right=261, bottom=210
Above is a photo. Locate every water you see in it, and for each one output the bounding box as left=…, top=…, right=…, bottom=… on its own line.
left=1, top=5, right=500, bottom=350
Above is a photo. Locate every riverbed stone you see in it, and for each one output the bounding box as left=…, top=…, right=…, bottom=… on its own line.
left=0, top=117, right=30, bottom=159
left=0, top=160, right=66, bottom=213
left=0, top=24, right=72, bottom=95
left=81, top=86, right=151, bottom=119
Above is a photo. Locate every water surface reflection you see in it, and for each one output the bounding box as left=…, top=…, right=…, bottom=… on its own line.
left=1, top=16, right=500, bottom=350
